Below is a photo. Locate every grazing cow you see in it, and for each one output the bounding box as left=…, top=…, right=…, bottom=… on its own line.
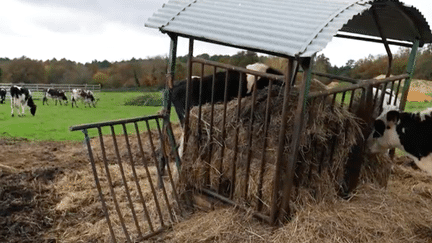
left=171, top=63, right=283, bottom=125
left=43, top=88, right=68, bottom=106
left=0, top=88, right=6, bottom=104
left=71, top=89, right=97, bottom=108
left=368, top=108, right=432, bottom=175
left=10, top=86, right=37, bottom=116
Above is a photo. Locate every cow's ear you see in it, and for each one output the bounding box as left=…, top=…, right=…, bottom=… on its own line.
left=386, top=110, right=400, bottom=122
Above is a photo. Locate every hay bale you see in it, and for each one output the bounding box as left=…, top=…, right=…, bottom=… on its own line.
left=179, top=84, right=371, bottom=213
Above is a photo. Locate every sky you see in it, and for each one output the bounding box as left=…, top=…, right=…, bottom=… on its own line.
left=0, top=0, right=431, bottom=67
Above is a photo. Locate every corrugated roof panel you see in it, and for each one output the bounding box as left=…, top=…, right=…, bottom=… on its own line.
left=146, top=0, right=432, bottom=58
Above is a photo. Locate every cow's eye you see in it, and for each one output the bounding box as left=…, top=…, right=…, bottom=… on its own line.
left=386, top=126, right=390, bottom=129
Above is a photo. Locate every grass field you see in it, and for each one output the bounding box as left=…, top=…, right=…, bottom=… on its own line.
left=0, top=92, right=176, bottom=141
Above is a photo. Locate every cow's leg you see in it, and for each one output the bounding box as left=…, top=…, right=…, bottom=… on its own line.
left=43, top=97, right=48, bottom=105
left=20, top=103, right=25, bottom=116
left=10, top=98, right=14, bottom=117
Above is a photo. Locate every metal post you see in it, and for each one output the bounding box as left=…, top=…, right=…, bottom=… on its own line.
left=400, top=39, right=420, bottom=111
left=164, top=34, right=178, bottom=114
left=278, top=56, right=315, bottom=222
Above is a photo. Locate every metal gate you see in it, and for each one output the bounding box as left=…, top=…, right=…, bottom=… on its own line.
left=70, top=115, right=182, bottom=242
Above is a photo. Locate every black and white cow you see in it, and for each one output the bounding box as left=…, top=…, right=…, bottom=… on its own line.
left=368, top=108, right=432, bottom=175
left=71, top=89, right=97, bottom=108
left=43, top=88, right=68, bottom=106
left=171, top=63, right=283, bottom=124
left=0, top=88, right=6, bottom=104
left=10, top=86, right=37, bottom=116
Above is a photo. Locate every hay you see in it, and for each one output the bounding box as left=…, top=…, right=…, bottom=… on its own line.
left=179, top=84, right=368, bottom=213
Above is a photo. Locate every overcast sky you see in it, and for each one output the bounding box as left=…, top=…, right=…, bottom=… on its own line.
left=0, top=0, right=431, bottom=67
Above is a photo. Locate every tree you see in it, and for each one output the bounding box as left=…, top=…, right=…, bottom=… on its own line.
left=7, top=57, right=46, bottom=83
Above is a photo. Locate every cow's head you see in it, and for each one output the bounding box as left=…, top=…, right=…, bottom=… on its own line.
left=28, top=97, right=37, bottom=116
left=367, top=109, right=401, bottom=154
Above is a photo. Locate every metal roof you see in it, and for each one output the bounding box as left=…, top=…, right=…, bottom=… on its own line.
left=145, top=0, right=432, bottom=58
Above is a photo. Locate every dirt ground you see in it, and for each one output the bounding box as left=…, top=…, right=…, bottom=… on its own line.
left=1, top=137, right=432, bottom=242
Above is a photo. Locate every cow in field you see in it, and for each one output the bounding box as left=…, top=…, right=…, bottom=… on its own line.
left=43, top=88, right=68, bottom=106
left=71, top=89, right=97, bottom=108
left=368, top=108, right=432, bottom=175
left=10, top=86, right=37, bottom=116
left=0, top=88, right=6, bottom=104
left=171, top=63, right=283, bottom=125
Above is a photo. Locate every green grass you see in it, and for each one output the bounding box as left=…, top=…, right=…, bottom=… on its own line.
left=0, top=92, right=176, bottom=141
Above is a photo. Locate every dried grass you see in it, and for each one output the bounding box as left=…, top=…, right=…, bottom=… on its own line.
left=179, top=84, right=367, bottom=213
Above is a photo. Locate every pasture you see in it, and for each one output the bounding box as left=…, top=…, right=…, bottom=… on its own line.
left=1, top=86, right=432, bottom=242
left=0, top=92, right=172, bottom=141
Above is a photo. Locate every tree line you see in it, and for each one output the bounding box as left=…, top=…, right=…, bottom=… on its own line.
left=0, top=44, right=431, bottom=89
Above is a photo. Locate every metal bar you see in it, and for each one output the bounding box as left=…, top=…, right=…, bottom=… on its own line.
left=217, top=69, right=230, bottom=194
left=400, top=40, right=420, bottom=111
left=340, top=91, right=347, bottom=108
left=394, top=80, right=402, bottom=106
left=257, top=79, right=273, bottom=212
left=279, top=56, right=315, bottom=222
left=230, top=73, right=244, bottom=199
left=154, top=119, right=182, bottom=215
left=145, top=120, right=175, bottom=223
left=270, top=58, right=295, bottom=224
left=206, top=66, right=217, bottom=186
left=388, top=81, right=395, bottom=105
left=138, top=226, right=172, bottom=241
left=200, top=188, right=271, bottom=224
left=192, top=58, right=284, bottom=82
left=70, top=115, right=162, bottom=131
left=134, top=124, right=166, bottom=227
left=372, top=8, right=393, bottom=78
left=312, top=71, right=359, bottom=84
left=131, top=123, right=155, bottom=232
left=243, top=74, right=258, bottom=199
left=182, top=38, right=194, bottom=163
left=348, top=89, right=356, bottom=112
left=82, top=129, right=117, bottom=243
left=197, top=63, right=204, bottom=146
left=97, top=127, right=132, bottom=243
left=110, top=125, right=142, bottom=238
left=334, top=33, right=413, bottom=48
left=308, top=74, right=409, bottom=98
left=164, top=34, right=178, bottom=116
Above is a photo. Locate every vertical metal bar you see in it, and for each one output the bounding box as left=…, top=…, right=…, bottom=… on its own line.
left=154, top=119, right=182, bottom=214
left=348, top=89, right=356, bottom=112
left=270, top=58, right=295, bottom=224
left=82, top=129, right=117, bottom=243
left=134, top=124, right=166, bottom=227
left=197, top=63, right=204, bottom=145
left=373, top=8, right=393, bottom=77
left=130, top=123, right=155, bottom=232
left=110, top=125, right=142, bottom=238
left=145, top=120, right=175, bottom=223
left=97, top=127, right=132, bottom=243
left=394, top=79, right=402, bottom=106
left=388, top=81, right=395, bottom=105
left=122, top=123, right=154, bottom=232
left=164, top=34, right=178, bottom=113
left=206, top=66, right=217, bottom=186
left=217, top=69, right=230, bottom=194
left=243, top=74, right=259, bottom=199
left=230, top=73, right=244, bottom=199
left=340, top=91, right=347, bottom=108
left=400, top=40, right=420, bottom=111
left=182, top=38, right=194, bottom=166
left=278, top=56, right=315, bottom=223
left=257, top=79, right=273, bottom=212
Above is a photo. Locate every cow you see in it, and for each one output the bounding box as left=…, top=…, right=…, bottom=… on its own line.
left=171, top=63, right=284, bottom=125
left=10, top=86, right=37, bottom=117
left=367, top=108, right=432, bottom=175
left=43, top=88, right=68, bottom=106
left=71, top=89, right=97, bottom=108
left=0, top=88, right=6, bottom=104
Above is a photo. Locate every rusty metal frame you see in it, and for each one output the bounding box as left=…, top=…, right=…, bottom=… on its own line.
left=70, top=115, right=182, bottom=242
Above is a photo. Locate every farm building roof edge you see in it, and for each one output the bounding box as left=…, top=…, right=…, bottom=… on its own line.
left=145, top=0, right=432, bottom=58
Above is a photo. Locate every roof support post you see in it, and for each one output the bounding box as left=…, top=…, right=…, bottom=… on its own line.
left=181, top=38, right=194, bottom=159
left=372, top=8, right=392, bottom=77
left=400, top=39, right=420, bottom=111
left=270, top=56, right=314, bottom=224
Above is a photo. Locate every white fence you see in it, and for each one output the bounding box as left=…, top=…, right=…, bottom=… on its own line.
left=0, top=83, right=101, bottom=100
